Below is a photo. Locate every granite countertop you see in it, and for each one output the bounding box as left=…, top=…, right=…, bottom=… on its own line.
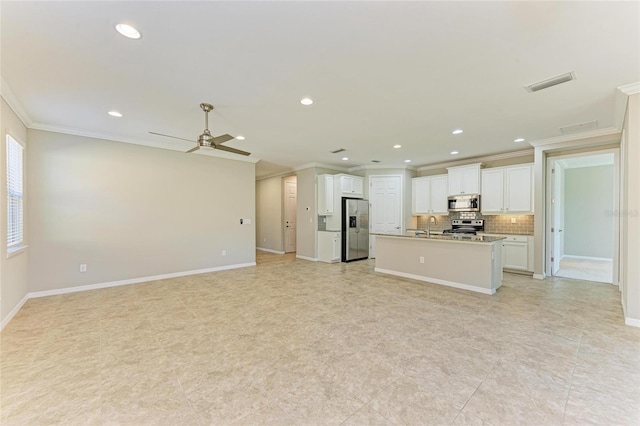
left=373, top=233, right=506, bottom=243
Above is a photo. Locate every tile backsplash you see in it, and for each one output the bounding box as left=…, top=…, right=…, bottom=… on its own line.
left=415, top=213, right=534, bottom=235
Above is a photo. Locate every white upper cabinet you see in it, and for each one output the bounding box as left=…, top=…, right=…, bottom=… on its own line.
left=412, top=174, right=449, bottom=215
left=481, top=164, right=533, bottom=214
left=337, top=175, right=364, bottom=198
left=447, top=163, right=481, bottom=195
left=317, top=174, right=334, bottom=215
left=480, top=168, right=505, bottom=213
left=505, top=165, right=533, bottom=213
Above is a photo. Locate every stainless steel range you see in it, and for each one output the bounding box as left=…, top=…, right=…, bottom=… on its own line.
left=443, top=219, right=484, bottom=235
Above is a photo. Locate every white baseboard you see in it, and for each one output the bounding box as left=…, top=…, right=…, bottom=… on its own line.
left=28, top=262, right=256, bottom=299
left=625, top=317, right=640, bottom=327
left=562, top=255, right=613, bottom=262
left=374, top=267, right=494, bottom=295
left=533, top=274, right=545, bottom=280
left=256, top=247, right=285, bottom=254
left=0, top=293, right=29, bottom=331
left=295, top=255, right=318, bottom=262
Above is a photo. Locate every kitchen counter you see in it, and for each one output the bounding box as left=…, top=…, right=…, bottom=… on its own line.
left=384, top=232, right=506, bottom=243
left=374, top=233, right=504, bottom=294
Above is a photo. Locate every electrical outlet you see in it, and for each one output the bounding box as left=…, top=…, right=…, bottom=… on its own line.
left=79, top=264, right=87, bottom=272
left=222, top=250, right=227, bottom=256
left=263, top=237, right=266, bottom=242
left=419, top=256, right=425, bottom=264
left=511, top=217, right=517, bottom=224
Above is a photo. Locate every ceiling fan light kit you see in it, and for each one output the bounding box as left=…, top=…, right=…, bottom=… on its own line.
left=149, top=103, right=250, bottom=156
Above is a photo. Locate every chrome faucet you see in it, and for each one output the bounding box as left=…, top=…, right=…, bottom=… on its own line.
left=426, top=215, right=438, bottom=236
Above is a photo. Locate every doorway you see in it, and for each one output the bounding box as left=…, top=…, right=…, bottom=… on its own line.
left=283, top=176, right=297, bottom=253
left=546, top=151, right=618, bottom=284
left=369, top=175, right=403, bottom=258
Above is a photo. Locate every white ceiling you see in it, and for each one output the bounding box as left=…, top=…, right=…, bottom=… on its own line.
left=2, top=1, right=638, bottom=178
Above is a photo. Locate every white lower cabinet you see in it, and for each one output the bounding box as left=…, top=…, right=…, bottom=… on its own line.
left=482, top=234, right=533, bottom=272
left=318, top=231, right=341, bottom=263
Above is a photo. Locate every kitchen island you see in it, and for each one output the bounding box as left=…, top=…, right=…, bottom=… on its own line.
left=374, top=234, right=505, bottom=294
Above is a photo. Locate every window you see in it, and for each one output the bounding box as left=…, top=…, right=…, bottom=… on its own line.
left=6, top=135, right=24, bottom=249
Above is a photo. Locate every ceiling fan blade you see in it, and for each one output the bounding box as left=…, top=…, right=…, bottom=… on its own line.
left=215, top=145, right=251, bottom=156
left=149, top=131, right=195, bottom=143
left=185, top=145, right=200, bottom=153
left=212, top=134, right=234, bottom=145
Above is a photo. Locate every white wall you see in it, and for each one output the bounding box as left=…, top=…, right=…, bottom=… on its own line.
left=564, top=165, right=614, bottom=258
left=256, top=175, right=284, bottom=252
left=27, top=130, right=256, bottom=293
left=0, top=99, right=29, bottom=327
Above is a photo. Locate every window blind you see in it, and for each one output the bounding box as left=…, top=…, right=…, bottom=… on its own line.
left=7, top=135, right=24, bottom=248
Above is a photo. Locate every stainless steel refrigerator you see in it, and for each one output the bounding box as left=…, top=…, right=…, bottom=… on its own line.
left=342, top=198, right=369, bottom=262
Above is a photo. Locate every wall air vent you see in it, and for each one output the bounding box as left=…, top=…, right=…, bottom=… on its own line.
left=330, top=148, right=346, bottom=154
left=560, top=120, right=598, bottom=134
left=525, top=72, right=576, bottom=93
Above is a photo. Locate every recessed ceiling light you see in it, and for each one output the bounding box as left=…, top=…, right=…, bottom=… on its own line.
left=235, top=135, right=246, bottom=140
left=393, top=144, right=402, bottom=149
left=404, top=159, right=411, bottom=163
left=115, top=24, right=141, bottom=39
left=450, top=151, right=459, bottom=155
left=452, top=129, right=463, bottom=135
left=300, top=98, right=313, bottom=106
left=108, top=111, right=123, bottom=117
left=514, top=138, right=525, bottom=143
left=342, top=157, right=349, bottom=161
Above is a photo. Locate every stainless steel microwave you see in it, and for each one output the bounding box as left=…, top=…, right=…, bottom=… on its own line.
left=448, top=194, right=480, bottom=212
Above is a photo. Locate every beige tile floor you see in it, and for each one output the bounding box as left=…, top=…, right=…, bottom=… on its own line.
left=556, top=256, right=613, bottom=284
left=1, top=251, right=639, bottom=425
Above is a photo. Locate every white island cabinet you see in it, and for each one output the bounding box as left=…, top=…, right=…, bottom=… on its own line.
left=375, top=234, right=504, bottom=294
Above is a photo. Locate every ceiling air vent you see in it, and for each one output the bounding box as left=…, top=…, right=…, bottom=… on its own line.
left=560, top=120, right=598, bottom=134
left=525, top=72, right=575, bottom=93
left=330, top=148, right=346, bottom=154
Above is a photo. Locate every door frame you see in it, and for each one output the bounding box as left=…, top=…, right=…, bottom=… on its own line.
left=282, top=175, right=297, bottom=253
left=545, top=148, right=620, bottom=285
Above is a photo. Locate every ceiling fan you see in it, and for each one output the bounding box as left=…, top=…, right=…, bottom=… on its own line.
left=149, top=103, right=250, bottom=156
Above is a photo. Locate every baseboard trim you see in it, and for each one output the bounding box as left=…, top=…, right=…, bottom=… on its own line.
left=295, top=255, right=318, bottom=262
left=374, top=267, right=494, bottom=295
left=533, top=274, right=545, bottom=280
left=0, top=293, right=29, bottom=331
left=28, top=262, right=256, bottom=299
left=256, top=247, right=286, bottom=254
left=625, top=317, right=640, bottom=327
left=561, top=255, right=613, bottom=262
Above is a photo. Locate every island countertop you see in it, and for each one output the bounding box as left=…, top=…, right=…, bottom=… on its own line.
left=372, top=233, right=506, bottom=244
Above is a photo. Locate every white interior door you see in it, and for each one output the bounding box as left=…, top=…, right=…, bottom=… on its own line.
left=369, top=176, right=402, bottom=235
left=284, top=179, right=297, bottom=253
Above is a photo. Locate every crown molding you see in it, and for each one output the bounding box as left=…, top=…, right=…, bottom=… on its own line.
left=255, top=170, right=296, bottom=181
left=618, top=82, right=640, bottom=96
left=416, top=149, right=534, bottom=172
left=29, top=123, right=260, bottom=164
left=528, top=127, right=620, bottom=148
left=0, top=78, right=33, bottom=128
left=349, top=164, right=416, bottom=172
left=613, top=82, right=640, bottom=130
left=293, top=162, right=348, bottom=173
